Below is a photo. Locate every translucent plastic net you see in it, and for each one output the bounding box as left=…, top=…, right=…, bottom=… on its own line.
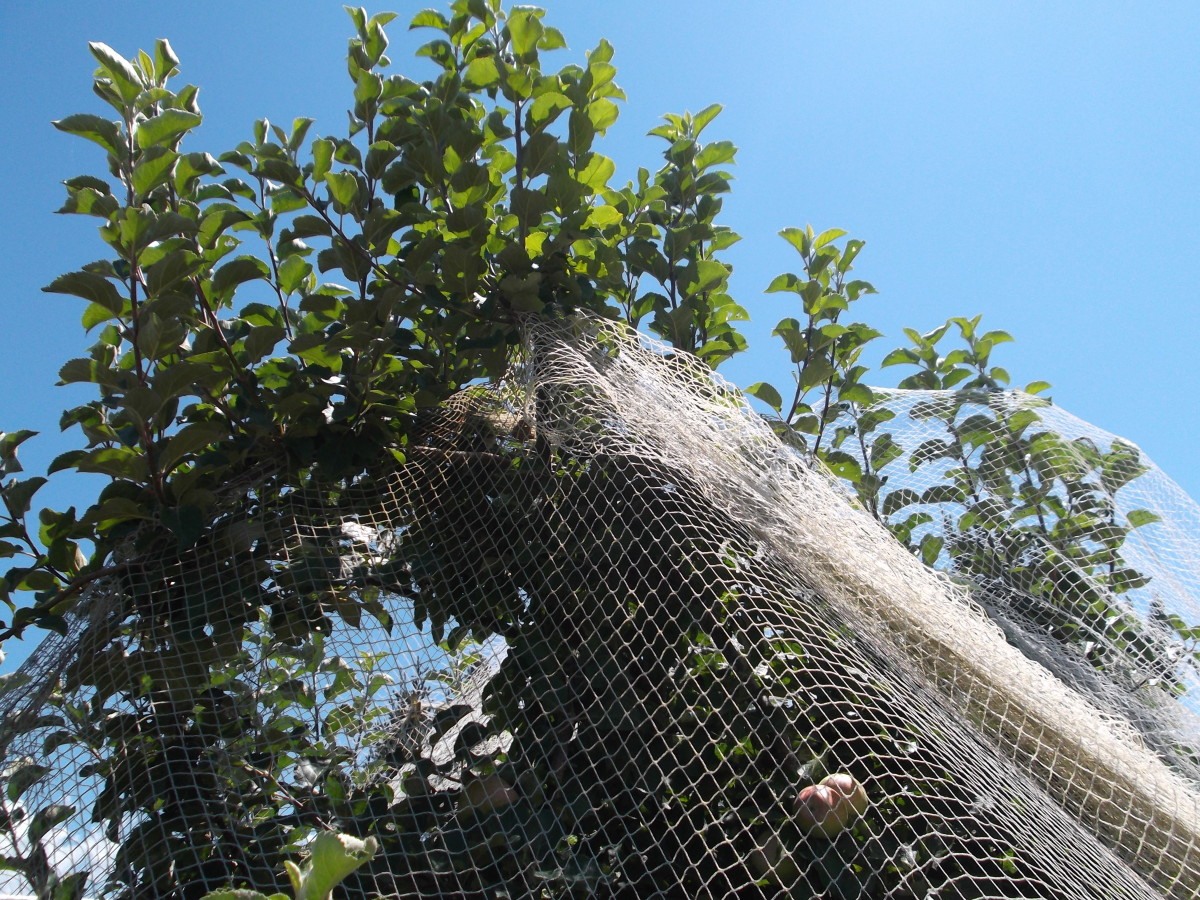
left=0, top=315, right=1198, bottom=899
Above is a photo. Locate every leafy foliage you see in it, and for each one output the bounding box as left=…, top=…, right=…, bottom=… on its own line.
left=750, top=267, right=1198, bottom=702
left=0, top=2, right=1195, bottom=899
left=1, top=3, right=752, bottom=642
left=198, top=829, right=377, bottom=900
left=0, top=5, right=766, bottom=897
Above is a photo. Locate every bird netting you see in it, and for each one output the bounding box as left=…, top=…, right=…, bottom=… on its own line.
left=0, top=315, right=1198, bottom=900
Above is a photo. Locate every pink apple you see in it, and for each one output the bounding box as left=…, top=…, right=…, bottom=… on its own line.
left=794, top=773, right=869, bottom=838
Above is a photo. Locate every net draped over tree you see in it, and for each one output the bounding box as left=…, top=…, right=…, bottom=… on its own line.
left=3, top=317, right=1200, bottom=900
left=0, top=4, right=1198, bottom=900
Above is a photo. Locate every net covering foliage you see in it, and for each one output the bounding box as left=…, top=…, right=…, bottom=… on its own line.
left=0, top=316, right=1198, bottom=900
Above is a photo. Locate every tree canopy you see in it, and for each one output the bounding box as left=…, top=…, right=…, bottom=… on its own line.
left=0, top=1, right=1060, bottom=643
left=0, top=4, right=1196, bottom=899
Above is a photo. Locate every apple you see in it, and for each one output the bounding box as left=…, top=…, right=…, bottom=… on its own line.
left=794, top=773, right=869, bottom=838
left=748, top=831, right=800, bottom=884
left=821, top=772, right=869, bottom=818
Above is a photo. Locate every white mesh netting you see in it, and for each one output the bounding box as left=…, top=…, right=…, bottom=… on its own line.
left=0, top=315, right=1198, bottom=899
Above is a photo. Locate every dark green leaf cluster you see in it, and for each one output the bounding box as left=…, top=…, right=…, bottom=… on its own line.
left=756, top=303, right=1195, bottom=712
left=0, top=1, right=753, bottom=642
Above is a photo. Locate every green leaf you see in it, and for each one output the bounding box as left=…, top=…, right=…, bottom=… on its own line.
left=161, top=503, right=204, bottom=550
left=882, top=488, right=920, bottom=518
left=540, top=25, right=567, bottom=50
left=764, top=272, right=803, bottom=294
left=158, top=422, right=228, bottom=474
left=52, top=114, right=122, bottom=155
left=691, top=102, right=723, bottom=135
left=510, top=186, right=549, bottom=228
left=89, top=42, right=142, bottom=102
left=43, top=271, right=124, bottom=313
left=464, top=55, right=499, bottom=88
left=577, top=153, right=615, bottom=190
left=79, top=303, right=115, bottom=333
left=1126, top=509, right=1161, bottom=529
left=286, top=215, right=333, bottom=240
left=980, top=329, right=1015, bottom=346
left=212, top=256, right=270, bottom=294
left=58, top=184, right=119, bottom=218
left=171, top=151, right=220, bottom=195
left=1108, top=567, right=1151, bottom=593
left=354, top=70, right=383, bottom=106
left=153, top=38, right=180, bottom=81
left=881, top=348, right=919, bottom=368
left=869, top=432, right=904, bottom=469
left=136, top=109, right=202, bottom=148
left=86, top=495, right=152, bottom=526
left=287, top=117, right=315, bottom=153
left=4, top=761, right=49, bottom=802
left=0, top=430, right=37, bottom=465
left=508, top=8, right=544, bottom=58
left=771, top=317, right=807, bottom=363
left=779, top=227, right=810, bottom=256
left=695, top=140, right=736, bottom=170
left=909, top=438, right=954, bottom=470
left=813, top=227, right=847, bottom=249
left=921, top=484, right=966, bottom=505
left=521, top=131, right=560, bottom=177
left=311, top=138, right=335, bottom=183
left=798, top=354, right=834, bottom=391
left=838, top=239, right=865, bottom=273
left=198, top=206, right=252, bottom=246
left=584, top=204, right=622, bottom=228
left=145, top=248, right=203, bottom=296
left=416, top=37, right=456, bottom=70
left=919, top=534, right=944, bottom=567
left=279, top=254, right=313, bottom=295
left=745, top=382, right=783, bottom=414
left=57, top=358, right=114, bottom=387
left=528, top=91, right=572, bottom=128
left=499, top=272, right=543, bottom=311
left=131, top=147, right=178, bottom=196
left=691, top=259, right=728, bottom=293
left=410, top=9, right=450, bottom=30
left=346, top=5, right=368, bottom=35
left=589, top=36, right=615, bottom=64
left=245, top=324, right=286, bottom=362
left=822, top=450, right=862, bottom=483
left=3, top=477, right=46, bottom=518
left=326, top=171, right=360, bottom=212
left=284, top=832, right=378, bottom=900
left=587, top=98, right=620, bottom=132
left=29, top=803, right=74, bottom=846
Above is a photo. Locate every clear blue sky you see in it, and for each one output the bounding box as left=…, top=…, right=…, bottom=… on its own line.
left=1, top=1, right=1198, bottom=664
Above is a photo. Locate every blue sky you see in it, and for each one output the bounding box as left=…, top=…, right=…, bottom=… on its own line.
left=0, top=1, right=1198, bottom=665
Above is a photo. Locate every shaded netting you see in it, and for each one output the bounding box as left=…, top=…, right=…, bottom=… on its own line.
left=849, top=390, right=1200, bottom=782
left=0, top=316, right=1197, bottom=899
